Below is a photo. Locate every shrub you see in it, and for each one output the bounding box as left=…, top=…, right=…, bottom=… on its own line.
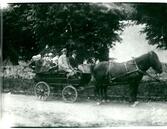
left=2, top=62, right=35, bottom=80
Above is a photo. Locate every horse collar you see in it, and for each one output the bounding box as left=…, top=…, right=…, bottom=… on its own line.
left=124, top=63, right=128, bottom=72
left=132, top=57, right=140, bottom=71
left=132, top=57, right=149, bottom=75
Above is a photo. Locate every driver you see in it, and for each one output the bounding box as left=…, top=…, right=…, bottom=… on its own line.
left=58, top=48, right=74, bottom=77
left=69, top=50, right=78, bottom=70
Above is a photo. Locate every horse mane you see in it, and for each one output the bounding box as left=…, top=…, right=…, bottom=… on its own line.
left=149, top=51, right=158, bottom=58
left=133, top=51, right=157, bottom=61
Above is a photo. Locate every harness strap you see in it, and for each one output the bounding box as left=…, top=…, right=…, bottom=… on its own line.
left=108, top=58, right=161, bottom=83
left=124, top=63, right=128, bottom=72
left=108, top=61, right=111, bottom=81
left=137, top=70, right=161, bottom=82
left=123, top=58, right=139, bottom=72
left=132, top=57, right=140, bottom=71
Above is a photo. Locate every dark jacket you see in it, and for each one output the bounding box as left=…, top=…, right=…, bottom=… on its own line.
left=69, top=56, right=78, bottom=68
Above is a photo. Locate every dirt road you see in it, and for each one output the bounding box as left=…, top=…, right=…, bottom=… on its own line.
left=1, top=93, right=167, bottom=127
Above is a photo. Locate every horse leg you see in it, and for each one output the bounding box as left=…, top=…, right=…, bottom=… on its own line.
left=94, top=85, right=99, bottom=100
left=94, top=71, right=107, bottom=105
left=104, top=85, right=108, bottom=102
left=129, top=81, right=139, bottom=103
left=94, top=82, right=101, bottom=101
left=99, top=84, right=108, bottom=103
left=96, top=83, right=104, bottom=105
left=100, top=80, right=107, bottom=103
left=101, top=86, right=105, bottom=103
left=104, top=75, right=110, bottom=102
left=99, top=86, right=103, bottom=101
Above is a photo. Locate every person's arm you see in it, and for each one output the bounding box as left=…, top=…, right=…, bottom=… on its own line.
left=68, top=57, right=73, bottom=69
left=68, top=58, right=74, bottom=70
left=58, top=56, right=63, bottom=66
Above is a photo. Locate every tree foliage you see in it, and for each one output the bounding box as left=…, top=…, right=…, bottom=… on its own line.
left=3, top=3, right=125, bottom=64
left=3, top=3, right=167, bottom=64
left=133, top=3, right=167, bottom=49
left=3, top=4, right=37, bottom=64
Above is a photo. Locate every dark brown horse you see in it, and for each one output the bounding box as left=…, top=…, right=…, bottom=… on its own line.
left=91, top=51, right=162, bottom=104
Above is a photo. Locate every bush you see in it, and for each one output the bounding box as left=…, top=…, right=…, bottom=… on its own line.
left=2, top=61, right=36, bottom=94
left=2, top=63, right=35, bottom=80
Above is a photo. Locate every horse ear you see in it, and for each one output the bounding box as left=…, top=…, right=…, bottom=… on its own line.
left=150, top=51, right=153, bottom=54
left=149, top=51, right=155, bottom=56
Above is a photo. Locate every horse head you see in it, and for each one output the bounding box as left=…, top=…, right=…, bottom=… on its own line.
left=149, top=51, right=162, bottom=74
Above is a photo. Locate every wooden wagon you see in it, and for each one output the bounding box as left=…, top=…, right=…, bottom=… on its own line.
left=33, top=61, right=167, bottom=103
left=34, top=65, right=93, bottom=102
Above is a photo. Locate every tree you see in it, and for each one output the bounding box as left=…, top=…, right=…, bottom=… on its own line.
left=3, top=4, right=37, bottom=64
left=3, top=3, right=126, bottom=64
left=133, top=3, right=167, bottom=49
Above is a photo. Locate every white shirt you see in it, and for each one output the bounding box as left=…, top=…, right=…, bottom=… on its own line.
left=58, top=54, right=70, bottom=69
left=52, top=55, right=59, bottom=64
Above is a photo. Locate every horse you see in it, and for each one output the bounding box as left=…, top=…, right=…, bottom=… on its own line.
left=91, top=51, right=162, bottom=104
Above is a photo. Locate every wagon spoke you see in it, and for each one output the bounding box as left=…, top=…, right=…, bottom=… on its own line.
left=36, top=86, right=43, bottom=91
left=34, top=81, right=50, bottom=101
left=62, top=85, right=78, bottom=103
left=43, top=91, right=49, bottom=96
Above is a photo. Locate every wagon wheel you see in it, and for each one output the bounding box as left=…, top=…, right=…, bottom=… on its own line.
left=62, top=85, right=78, bottom=103
left=34, top=81, right=50, bottom=101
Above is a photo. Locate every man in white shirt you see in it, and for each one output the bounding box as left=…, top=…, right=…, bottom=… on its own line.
left=58, top=48, right=73, bottom=74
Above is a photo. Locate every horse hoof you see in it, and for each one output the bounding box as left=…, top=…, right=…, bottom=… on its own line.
left=96, top=102, right=101, bottom=105
left=102, top=100, right=106, bottom=103
left=131, top=101, right=139, bottom=107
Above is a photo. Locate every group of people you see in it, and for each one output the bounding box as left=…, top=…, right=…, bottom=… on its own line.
left=30, top=47, right=101, bottom=79
left=30, top=48, right=80, bottom=77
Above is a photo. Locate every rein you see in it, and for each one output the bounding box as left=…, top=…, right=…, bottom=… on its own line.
left=137, top=69, right=161, bottom=82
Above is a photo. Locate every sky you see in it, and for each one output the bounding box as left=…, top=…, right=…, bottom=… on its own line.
left=109, top=25, right=167, bottom=63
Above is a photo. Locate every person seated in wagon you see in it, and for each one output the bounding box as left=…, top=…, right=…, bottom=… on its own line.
left=69, top=50, right=78, bottom=70
left=58, top=48, right=75, bottom=77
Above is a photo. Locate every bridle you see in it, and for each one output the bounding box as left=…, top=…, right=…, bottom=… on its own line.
left=129, top=57, right=161, bottom=82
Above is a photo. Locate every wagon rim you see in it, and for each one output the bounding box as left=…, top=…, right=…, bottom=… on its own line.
left=34, top=81, right=50, bottom=101
left=62, top=85, right=78, bottom=103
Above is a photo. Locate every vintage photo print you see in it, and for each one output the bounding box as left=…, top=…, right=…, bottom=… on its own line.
left=1, top=0, right=167, bottom=128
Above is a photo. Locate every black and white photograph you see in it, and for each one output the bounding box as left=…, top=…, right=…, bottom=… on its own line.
left=1, top=1, right=167, bottom=128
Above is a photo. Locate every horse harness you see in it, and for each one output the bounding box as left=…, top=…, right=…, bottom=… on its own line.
left=108, top=57, right=161, bottom=82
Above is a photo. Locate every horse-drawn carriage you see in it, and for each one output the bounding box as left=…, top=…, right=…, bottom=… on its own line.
left=33, top=65, right=92, bottom=102
left=33, top=51, right=165, bottom=104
